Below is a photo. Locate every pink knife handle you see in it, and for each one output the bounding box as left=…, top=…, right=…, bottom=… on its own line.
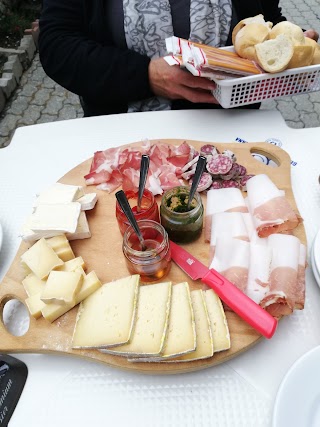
left=202, top=269, right=277, bottom=339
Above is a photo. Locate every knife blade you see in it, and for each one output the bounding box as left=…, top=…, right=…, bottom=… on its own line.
left=170, top=241, right=277, bottom=339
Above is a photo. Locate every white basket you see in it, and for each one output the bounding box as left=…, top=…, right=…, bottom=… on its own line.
left=212, top=47, right=320, bottom=108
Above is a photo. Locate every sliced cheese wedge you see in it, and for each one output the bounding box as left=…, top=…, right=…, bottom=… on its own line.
left=21, top=238, right=64, bottom=280
left=72, top=275, right=140, bottom=349
left=40, top=270, right=83, bottom=305
left=46, top=234, right=75, bottom=261
left=41, top=271, right=102, bottom=322
left=66, top=211, right=91, bottom=241
left=130, top=282, right=196, bottom=361
left=204, top=289, right=231, bottom=352
left=22, top=273, right=45, bottom=297
left=102, top=281, right=172, bottom=357
left=167, top=289, right=213, bottom=362
left=76, top=193, right=98, bottom=211
left=29, top=202, right=81, bottom=234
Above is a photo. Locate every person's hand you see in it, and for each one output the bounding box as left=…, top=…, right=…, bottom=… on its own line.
left=304, top=29, right=319, bottom=41
left=148, top=57, right=219, bottom=104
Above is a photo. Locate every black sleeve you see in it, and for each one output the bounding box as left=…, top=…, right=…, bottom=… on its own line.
left=261, top=0, right=287, bottom=25
left=38, top=0, right=154, bottom=107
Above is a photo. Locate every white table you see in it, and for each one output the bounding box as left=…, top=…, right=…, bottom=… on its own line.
left=1, top=110, right=320, bottom=427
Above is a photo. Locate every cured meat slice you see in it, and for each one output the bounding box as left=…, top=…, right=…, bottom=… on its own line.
left=246, top=174, right=301, bottom=238
left=221, top=180, right=240, bottom=189
left=189, top=172, right=213, bottom=192
left=222, top=149, right=237, bottom=163
left=246, top=243, right=271, bottom=304
left=210, top=180, right=223, bottom=189
left=220, top=163, right=241, bottom=180
left=209, top=212, right=249, bottom=263
left=206, top=155, right=233, bottom=175
left=200, top=144, right=219, bottom=157
left=210, top=237, right=250, bottom=294
left=260, top=234, right=301, bottom=318
left=240, top=174, right=255, bottom=191
left=205, top=188, right=248, bottom=242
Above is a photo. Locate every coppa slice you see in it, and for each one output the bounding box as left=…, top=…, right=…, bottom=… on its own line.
left=72, top=275, right=139, bottom=349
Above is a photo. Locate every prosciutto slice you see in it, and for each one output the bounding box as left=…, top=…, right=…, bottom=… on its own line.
left=205, top=188, right=248, bottom=242
left=260, top=234, right=301, bottom=318
left=246, top=244, right=271, bottom=304
left=246, top=174, right=301, bottom=238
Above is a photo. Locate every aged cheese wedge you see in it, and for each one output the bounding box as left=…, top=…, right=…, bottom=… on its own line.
left=130, top=282, right=196, bottom=361
left=40, top=270, right=83, bottom=305
left=72, top=275, right=140, bottom=349
left=25, top=293, right=46, bottom=319
left=29, top=203, right=81, bottom=234
left=46, top=234, right=75, bottom=262
left=76, top=193, right=98, bottom=211
left=21, top=238, right=64, bottom=280
left=66, top=212, right=91, bottom=241
left=56, top=256, right=86, bottom=272
left=22, top=273, right=45, bottom=297
left=41, top=271, right=102, bottom=322
left=168, top=289, right=213, bottom=362
left=204, top=289, right=231, bottom=352
left=33, top=183, right=84, bottom=206
left=102, top=281, right=172, bottom=357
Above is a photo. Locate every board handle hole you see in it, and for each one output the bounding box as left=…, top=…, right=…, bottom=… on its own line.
left=1, top=297, right=30, bottom=337
left=249, top=148, right=280, bottom=168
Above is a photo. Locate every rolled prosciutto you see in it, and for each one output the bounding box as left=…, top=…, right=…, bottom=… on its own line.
left=246, top=174, right=301, bottom=238
left=205, top=188, right=248, bottom=242
left=246, top=244, right=272, bottom=304
left=260, top=234, right=301, bottom=318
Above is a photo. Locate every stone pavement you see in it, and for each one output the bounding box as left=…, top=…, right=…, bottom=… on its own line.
left=0, top=0, right=320, bottom=148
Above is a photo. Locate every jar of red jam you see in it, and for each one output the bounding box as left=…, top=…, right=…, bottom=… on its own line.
left=116, top=189, right=160, bottom=235
left=122, top=220, right=171, bottom=283
left=160, top=186, right=204, bottom=243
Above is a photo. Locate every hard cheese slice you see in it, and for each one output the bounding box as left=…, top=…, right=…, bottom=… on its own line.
left=130, top=282, right=196, bottom=361
left=102, top=281, right=172, bottom=357
left=168, top=289, right=213, bottom=362
left=204, top=289, right=231, bottom=352
left=72, top=275, right=140, bottom=348
left=40, top=270, right=83, bottom=305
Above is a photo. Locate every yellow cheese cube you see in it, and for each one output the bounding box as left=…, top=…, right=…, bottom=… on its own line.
left=22, top=273, right=45, bottom=296
left=25, top=293, right=46, bottom=319
left=40, top=270, right=83, bottom=305
left=46, top=234, right=75, bottom=261
left=56, top=257, right=86, bottom=272
left=21, top=238, right=64, bottom=280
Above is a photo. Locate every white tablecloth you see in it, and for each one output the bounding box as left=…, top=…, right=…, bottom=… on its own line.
left=1, top=110, right=319, bottom=427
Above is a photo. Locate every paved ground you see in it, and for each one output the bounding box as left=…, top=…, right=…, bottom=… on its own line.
left=0, top=0, right=320, bottom=148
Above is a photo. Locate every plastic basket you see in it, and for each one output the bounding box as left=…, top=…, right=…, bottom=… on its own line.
left=212, top=47, right=320, bottom=108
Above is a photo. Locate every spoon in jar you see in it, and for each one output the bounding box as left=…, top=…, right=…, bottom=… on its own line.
left=116, top=190, right=147, bottom=251
left=187, top=155, right=207, bottom=210
left=137, top=154, right=150, bottom=213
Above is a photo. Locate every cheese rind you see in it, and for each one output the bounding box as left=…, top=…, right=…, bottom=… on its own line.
left=72, top=275, right=140, bottom=348
left=103, top=281, right=172, bottom=357
left=21, top=238, right=64, bottom=279
left=40, top=270, right=83, bottom=305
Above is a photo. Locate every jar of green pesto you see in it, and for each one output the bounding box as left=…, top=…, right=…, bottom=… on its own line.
left=160, top=186, right=204, bottom=243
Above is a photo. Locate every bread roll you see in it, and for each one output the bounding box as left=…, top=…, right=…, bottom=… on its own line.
left=234, top=23, right=270, bottom=60
left=269, top=21, right=305, bottom=46
left=255, top=34, right=294, bottom=73
left=304, top=37, right=320, bottom=65
left=287, top=45, right=315, bottom=68
left=232, top=14, right=273, bottom=46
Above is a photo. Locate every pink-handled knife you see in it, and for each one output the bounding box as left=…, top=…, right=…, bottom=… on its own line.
left=170, top=241, right=277, bottom=339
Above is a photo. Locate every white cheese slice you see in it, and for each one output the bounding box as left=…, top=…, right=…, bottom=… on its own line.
left=20, top=216, right=65, bottom=242
left=72, top=275, right=140, bottom=348
left=21, top=238, right=64, bottom=280
left=29, top=203, right=81, bottom=234
left=76, top=193, right=98, bottom=210
left=33, top=183, right=84, bottom=206
left=22, top=273, right=45, bottom=297
left=168, top=289, right=213, bottom=362
left=66, top=212, right=91, bottom=241
left=130, top=282, right=196, bottom=362
left=41, top=271, right=102, bottom=323
left=204, top=289, right=231, bottom=352
left=40, top=270, right=83, bottom=305
left=102, top=281, right=172, bottom=357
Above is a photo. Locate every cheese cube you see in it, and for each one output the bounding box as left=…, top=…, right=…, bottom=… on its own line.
left=34, top=183, right=84, bottom=206
left=41, top=271, right=102, bottom=322
left=22, top=273, right=45, bottom=296
left=25, top=293, right=46, bottom=319
left=21, top=238, right=64, bottom=280
left=204, top=290, right=231, bottom=352
left=169, top=290, right=213, bottom=362
left=56, top=257, right=86, bottom=273
left=72, top=275, right=139, bottom=348
left=76, top=193, right=98, bottom=211
left=103, top=281, right=172, bottom=357
left=29, top=203, right=81, bottom=234
left=46, top=234, right=75, bottom=261
left=66, top=212, right=91, bottom=241
left=40, top=270, right=83, bottom=305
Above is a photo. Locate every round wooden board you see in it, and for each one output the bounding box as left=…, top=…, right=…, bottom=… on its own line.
left=0, top=140, right=307, bottom=374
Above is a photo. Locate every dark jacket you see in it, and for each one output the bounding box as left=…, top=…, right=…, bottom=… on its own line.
left=39, top=0, right=286, bottom=116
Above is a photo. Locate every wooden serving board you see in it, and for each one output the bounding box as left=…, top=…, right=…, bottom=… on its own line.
left=0, top=141, right=306, bottom=374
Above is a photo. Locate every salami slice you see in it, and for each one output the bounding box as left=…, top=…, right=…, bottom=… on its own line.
left=189, top=172, right=213, bottom=192
left=200, top=144, right=219, bottom=157
left=210, top=179, right=223, bottom=189
left=220, top=162, right=240, bottom=180
left=222, top=149, right=237, bottom=163
left=206, top=154, right=233, bottom=175
left=221, top=180, right=240, bottom=189
left=240, top=174, right=255, bottom=191
left=238, top=164, right=247, bottom=177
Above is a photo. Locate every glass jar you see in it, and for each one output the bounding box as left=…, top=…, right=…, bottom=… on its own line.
left=122, top=220, right=171, bottom=283
left=116, top=189, right=160, bottom=235
left=160, top=186, right=204, bottom=243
